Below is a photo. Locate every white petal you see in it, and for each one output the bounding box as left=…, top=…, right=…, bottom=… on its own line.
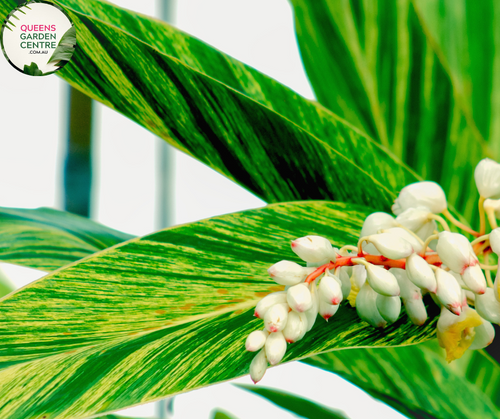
left=367, top=233, right=413, bottom=259
left=338, top=267, right=352, bottom=298
left=245, top=330, right=268, bottom=352
left=468, top=320, right=495, bottom=350
left=291, top=235, right=337, bottom=264
left=475, top=288, right=500, bottom=324
left=474, top=158, right=500, bottom=198
left=403, top=297, right=428, bottom=326
left=351, top=265, right=367, bottom=289
left=461, top=264, right=486, bottom=295
left=304, top=280, right=319, bottom=331
left=319, top=300, right=340, bottom=321
left=391, top=267, right=422, bottom=300
left=265, top=331, right=287, bottom=365
left=282, top=311, right=308, bottom=343
left=254, top=291, right=287, bottom=319
left=360, top=212, right=397, bottom=237
left=490, top=227, right=500, bottom=255
left=416, top=220, right=438, bottom=243
left=396, top=207, right=432, bottom=231
left=405, top=253, right=437, bottom=292
left=383, top=227, right=423, bottom=253
left=356, top=283, right=387, bottom=328
left=318, top=272, right=343, bottom=305
left=263, top=303, right=289, bottom=333
left=365, top=263, right=400, bottom=296
left=436, top=231, right=475, bottom=273
left=376, top=294, right=401, bottom=324
left=287, top=283, right=312, bottom=313
left=249, top=349, right=267, bottom=383
left=392, top=181, right=447, bottom=215
left=435, top=268, right=462, bottom=315
left=268, top=260, right=314, bottom=286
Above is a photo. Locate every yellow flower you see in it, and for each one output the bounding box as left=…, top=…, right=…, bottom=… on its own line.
left=437, top=306, right=483, bottom=362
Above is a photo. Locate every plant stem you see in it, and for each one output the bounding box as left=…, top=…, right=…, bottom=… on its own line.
left=479, top=196, right=486, bottom=235
left=442, top=209, right=480, bottom=237
left=427, top=214, right=450, bottom=231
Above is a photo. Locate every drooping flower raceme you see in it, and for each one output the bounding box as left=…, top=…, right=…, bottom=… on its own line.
left=246, top=158, right=500, bottom=383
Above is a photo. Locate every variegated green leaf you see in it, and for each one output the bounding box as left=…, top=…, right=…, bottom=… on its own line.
left=0, top=0, right=420, bottom=212
left=0, top=202, right=439, bottom=418
left=290, top=0, right=492, bottom=221
left=212, top=410, right=238, bottom=419
left=305, top=340, right=500, bottom=419
left=237, top=384, right=349, bottom=419
left=0, top=206, right=133, bottom=271
left=0, top=268, right=14, bottom=298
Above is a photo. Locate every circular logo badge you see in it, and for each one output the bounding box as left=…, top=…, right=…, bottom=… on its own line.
left=1, top=1, right=76, bottom=76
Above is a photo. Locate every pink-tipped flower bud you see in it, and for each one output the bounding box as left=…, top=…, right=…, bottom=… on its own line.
left=267, top=260, right=314, bottom=286
left=360, top=212, right=397, bottom=237
left=383, top=227, right=424, bottom=254
left=392, top=181, right=447, bottom=215
left=490, top=228, right=500, bottom=255
left=395, top=207, right=432, bottom=231
left=462, top=264, right=486, bottom=295
left=291, top=235, right=336, bottom=264
left=249, top=349, right=267, bottom=383
left=319, top=300, right=340, bottom=321
left=376, top=294, right=401, bottom=324
left=263, top=303, right=289, bottom=333
left=469, top=319, right=495, bottom=350
left=356, top=283, right=387, bottom=328
left=287, top=283, right=313, bottom=313
left=436, top=231, right=477, bottom=274
left=366, top=233, right=413, bottom=260
left=282, top=311, right=308, bottom=343
left=254, top=291, right=287, bottom=319
left=318, top=270, right=343, bottom=305
left=364, top=263, right=400, bottom=297
left=474, top=158, right=500, bottom=198
left=475, top=288, right=500, bottom=324
left=406, top=253, right=437, bottom=293
left=304, top=280, right=319, bottom=331
left=435, top=268, right=462, bottom=315
left=245, top=330, right=268, bottom=352
left=265, top=331, right=287, bottom=365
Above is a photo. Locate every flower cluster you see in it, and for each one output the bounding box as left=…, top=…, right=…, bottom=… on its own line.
left=246, top=158, right=500, bottom=383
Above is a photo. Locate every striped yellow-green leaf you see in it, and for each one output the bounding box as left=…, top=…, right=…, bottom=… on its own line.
left=0, top=206, right=132, bottom=271
left=237, top=384, right=349, bottom=419
left=305, top=340, right=500, bottom=419
left=290, top=0, right=491, bottom=221
left=0, top=268, right=14, bottom=298
left=0, top=202, right=439, bottom=419
left=0, top=0, right=420, bottom=212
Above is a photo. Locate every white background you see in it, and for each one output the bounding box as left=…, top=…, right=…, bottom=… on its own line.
left=0, top=1, right=405, bottom=418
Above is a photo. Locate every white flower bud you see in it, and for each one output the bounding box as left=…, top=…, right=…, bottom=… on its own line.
left=490, top=228, right=500, bottom=255
left=461, top=264, right=486, bottom=295
left=376, top=294, right=401, bottom=324
left=267, top=260, right=314, bottom=286
left=396, top=207, right=432, bottom=231
left=415, top=220, right=438, bottom=243
left=364, top=263, right=400, bottom=297
left=351, top=265, right=367, bottom=289
left=287, top=283, right=312, bottom=312
left=392, top=181, right=447, bottom=215
left=265, top=331, right=287, bottom=365
left=405, top=253, right=437, bottom=293
left=263, top=303, right=289, bottom=332
left=383, top=227, right=423, bottom=254
left=249, top=349, right=267, bottom=384
left=282, top=311, right=308, bottom=343
left=338, top=267, right=352, bottom=298
left=318, top=271, right=343, bottom=305
left=245, top=330, right=268, bottom=352
left=366, top=233, right=413, bottom=259
left=360, top=212, right=397, bottom=237
left=319, top=300, right=340, bottom=321
left=475, top=288, right=500, bottom=324
left=291, top=235, right=336, bottom=264
left=436, top=231, right=477, bottom=274
left=254, top=291, right=287, bottom=319
left=474, top=158, right=500, bottom=198
left=404, top=297, right=428, bottom=326
left=435, top=268, right=462, bottom=315
left=304, top=280, right=319, bottom=331
left=356, top=283, right=387, bottom=328
left=469, top=320, right=495, bottom=350
left=391, top=268, right=421, bottom=300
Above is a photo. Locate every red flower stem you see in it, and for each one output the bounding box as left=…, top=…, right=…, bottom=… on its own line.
left=305, top=253, right=443, bottom=284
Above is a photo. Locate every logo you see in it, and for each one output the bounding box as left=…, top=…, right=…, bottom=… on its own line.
left=1, top=1, right=76, bottom=76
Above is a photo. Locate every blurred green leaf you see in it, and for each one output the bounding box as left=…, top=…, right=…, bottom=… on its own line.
left=0, top=206, right=133, bottom=271
left=0, top=202, right=439, bottom=418
left=0, top=0, right=421, bottom=212
left=0, top=267, right=14, bottom=298
left=212, top=410, right=239, bottom=419
left=23, top=62, right=43, bottom=76
left=290, top=0, right=494, bottom=221
left=237, top=384, right=349, bottom=419
left=305, top=340, right=500, bottom=419
left=48, top=26, right=76, bottom=64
